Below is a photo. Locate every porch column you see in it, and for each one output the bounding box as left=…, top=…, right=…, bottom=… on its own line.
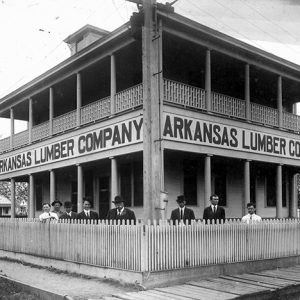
left=205, top=49, right=211, bottom=112
left=245, top=64, right=251, bottom=121
left=10, top=178, right=15, bottom=218
left=110, top=54, right=116, bottom=115
left=142, top=0, right=163, bottom=221
left=29, top=174, right=35, bottom=218
left=277, top=75, right=283, bottom=129
left=243, top=160, right=251, bottom=215
left=76, top=72, right=82, bottom=127
left=204, top=154, right=212, bottom=207
left=10, top=107, right=14, bottom=149
left=49, top=86, right=54, bottom=136
left=110, top=157, right=118, bottom=206
left=276, top=164, right=283, bottom=218
left=290, top=173, right=298, bottom=218
left=77, top=164, right=83, bottom=213
left=28, top=98, right=33, bottom=143
left=49, top=169, right=55, bottom=204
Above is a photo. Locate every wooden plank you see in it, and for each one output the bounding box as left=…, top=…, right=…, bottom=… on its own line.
left=156, top=286, right=208, bottom=300
left=220, top=275, right=280, bottom=289
left=182, top=284, right=237, bottom=299
left=188, top=278, right=267, bottom=295
left=145, top=290, right=195, bottom=300
left=228, top=273, right=291, bottom=287
left=257, top=270, right=300, bottom=282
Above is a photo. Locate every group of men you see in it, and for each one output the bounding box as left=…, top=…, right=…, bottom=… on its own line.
left=39, top=195, right=136, bottom=222
left=39, top=193, right=261, bottom=224
left=170, top=194, right=261, bottom=224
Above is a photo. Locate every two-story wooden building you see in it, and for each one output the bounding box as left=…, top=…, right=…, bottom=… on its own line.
left=0, top=1, right=300, bottom=220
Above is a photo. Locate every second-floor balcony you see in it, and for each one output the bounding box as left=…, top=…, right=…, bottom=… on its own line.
left=1, top=79, right=300, bottom=154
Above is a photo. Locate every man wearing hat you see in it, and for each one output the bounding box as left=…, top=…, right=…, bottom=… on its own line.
left=170, top=195, right=195, bottom=224
left=106, top=195, right=136, bottom=223
left=51, top=200, right=64, bottom=218
left=60, top=201, right=77, bottom=220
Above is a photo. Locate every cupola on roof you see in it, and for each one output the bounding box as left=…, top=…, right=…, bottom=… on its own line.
left=64, top=24, right=110, bottom=55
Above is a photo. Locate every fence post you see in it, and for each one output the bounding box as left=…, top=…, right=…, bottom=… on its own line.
left=140, top=223, right=148, bottom=272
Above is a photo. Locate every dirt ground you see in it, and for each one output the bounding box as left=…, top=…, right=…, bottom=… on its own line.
left=0, top=277, right=40, bottom=299
left=0, top=259, right=138, bottom=299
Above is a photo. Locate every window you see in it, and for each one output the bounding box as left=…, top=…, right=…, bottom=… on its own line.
left=120, top=161, right=143, bottom=207
left=133, top=162, right=143, bottom=206
left=183, top=159, right=197, bottom=205
left=266, top=168, right=276, bottom=207
left=35, top=182, right=43, bottom=211
left=213, top=163, right=227, bottom=206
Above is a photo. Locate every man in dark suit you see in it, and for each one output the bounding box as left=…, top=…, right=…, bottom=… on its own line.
left=60, top=201, right=77, bottom=220
left=106, top=195, right=136, bottom=223
left=77, top=198, right=99, bottom=220
left=203, top=194, right=225, bottom=224
left=170, top=195, right=195, bottom=224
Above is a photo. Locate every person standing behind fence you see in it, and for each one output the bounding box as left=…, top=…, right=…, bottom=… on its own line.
left=242, top=202, right=262, bottom=224
left=106, top=195, right=136, bottom=223
left=51, top=200, right=64, bottom=219
left=203, top=194, right=225, bottom=224
left=60, top=201, right=77, bottom=220
left=77, top=198, right=99, bottom=220
left=170, top=195, right=195, bottom=224
left=39, top=203, right=59, bottom=222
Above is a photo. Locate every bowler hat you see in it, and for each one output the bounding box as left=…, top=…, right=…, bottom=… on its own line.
left=113, top=195, right=124, bottom=203
left=64, top=201, right=72, bottom=208
left=176, top=195, right=185, bottom=203
left=51, top=200, right=62, bottom=206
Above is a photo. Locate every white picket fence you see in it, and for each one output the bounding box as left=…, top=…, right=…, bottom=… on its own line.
left=0, top=219, right=299, bottom=272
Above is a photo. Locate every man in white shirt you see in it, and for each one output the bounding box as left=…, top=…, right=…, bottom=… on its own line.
left=242, top=202, right=262, bottom=224
left=39, top=203, right=58, bottom=222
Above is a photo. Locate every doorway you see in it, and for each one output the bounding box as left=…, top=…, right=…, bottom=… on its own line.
left=99, top=177, right=110, bottom=219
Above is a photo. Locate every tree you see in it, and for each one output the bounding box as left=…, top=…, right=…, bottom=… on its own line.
left=0, top=181, right=28, bottom=207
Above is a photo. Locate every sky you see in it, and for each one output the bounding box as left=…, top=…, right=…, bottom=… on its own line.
left=1, top=0, right=300, bottom=137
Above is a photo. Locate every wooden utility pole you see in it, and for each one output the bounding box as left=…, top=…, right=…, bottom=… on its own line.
left=141, top=0, right=164, bottom=221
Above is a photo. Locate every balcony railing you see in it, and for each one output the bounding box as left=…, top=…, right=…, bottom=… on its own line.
left=13, top=130, right=29, bottom=148
left=283, top=111, right=300, bottom=132
left=212, top=91, right=246, bottom=119
left=32, top=121, right=50, bottom=142
left=164, top=79, right=206, bottom=109
left=53, top=110, right=77, bottom=135
left=80, top=96, right=111, bottom=125
left=2, top=79, right=300, bottom=154
left=115, top=83, right=143, bottom=113
left=0, top=137, right=10, bottom=153
left=251, top=102, right=279, bottom=127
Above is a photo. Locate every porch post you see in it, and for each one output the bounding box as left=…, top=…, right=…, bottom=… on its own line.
left=243, top=160, right=251, bottom=215
left=277, top=75, right=283, bottom=129
left=276, top=164, right=283, bottom=218
left=50, top=169, right=55, bottom=204
left=49, top=86, right=54, bottom=136
left=76, top=72, right=82, bottom=127
left=10, top=178, right=15, bottom=218
left=29, top=174, right=35, bottom=218
left=290, top=173, right=298, bottom=218
left=10, top=107, right=14, bottom=149
left=205, top=49, right=211, bottom=112
left=28, top=98, right=33, bottom=143
left=110, top=54, right=116, bottom=115
left=204, top=154, right=212, bottom=207
left=142, top=0, right=163, bottom=221
left=77, top=164, right=83, bottom=213
left=110, top=157, right=118, bottom=206
left=245, top=64, right=250, bottom=121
